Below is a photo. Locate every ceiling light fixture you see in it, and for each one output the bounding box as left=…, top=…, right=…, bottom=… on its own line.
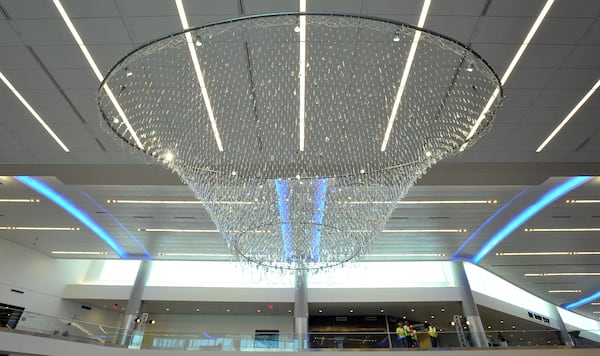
left=139, top=228, right=218, bottom=233
left=157, top=253, right=233, bottom=257
left=13, top=176, right=128, bottom=258
left=99, top=11, right=501, bottom=271
left=536, top=78, right=600, bottom=152
left=343, top=200, right=497, bottom=205
left=175, top=0, right=223, bottom=152
left=52, top=0, right=144, bottom=149
left=497, top=251, right=600, bottom=256
left=108, top=199, right=253, bottom=205
left=381, top=0, right=431, bottom=152
left=460, top=0, right=555, bottom=151
left=526, top=272, right=600, bottom=277
left=566, top=199, right=600, bottom=204
left=0, top=226, right=79, bottom=231
left=525, top=227, right=600, bottom=232
left=51, top=251, right=108, bottom=255
left=0, top=71, right=70, bottom=152
left=366, top=253, right=445, bottom=257
left=298, top=0, right=307, bottom=151
left=382, top=229, right=466, bottom=233
left=548, top=290, right=582, bottom=293
left=0, top=199, right=40, bottom=203
left=471, top=176, right=591, bottom=264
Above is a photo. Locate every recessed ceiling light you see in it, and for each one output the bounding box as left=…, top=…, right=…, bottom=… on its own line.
left=0, top=71, right=70, bottom=152
left=226, top=309, right=231, bottom=312
left=548, top=290, right=582, bottom=293
left=52, top=251, right=108, bottom=255
left=165, top=308, right=170, bottom=311
left=381, top=0, right=432, bottom=151
left=525, top=227, right=600, bottom=232
left=1, top=226, right=79, bottom=231
left=174, top=0, right=223, bottom=152
left=526, top=273, right=600, bottom=277
left=53, top=0, right=144, bottom=149
left=196, top=308, right=200, bottom=312
left=537, top=77, right=600, bottom=152
left=566, top=199, right=600, bottom=204
left=0, top=199, right=40, bottom=203
left=257, top=309, right=261, bottom=313
left=349, top=309, right=354, bottom=313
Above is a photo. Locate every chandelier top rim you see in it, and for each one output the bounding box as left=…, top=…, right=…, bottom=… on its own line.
left=99, top=11, right=502, bottom=92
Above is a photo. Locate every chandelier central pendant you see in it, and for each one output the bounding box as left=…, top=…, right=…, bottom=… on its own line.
left=99, top=13, right=502, bottom=271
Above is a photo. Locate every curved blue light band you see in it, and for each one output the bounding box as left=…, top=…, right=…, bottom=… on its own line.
left=275, top=179, right=292, bottom=262
left=472, top=176, right=592, bottom=264
left=564, top=290, right=600, bottom=311
left=14, top=176, right=129, bottom=258
left=452, top=188, right=530, bottom=260
left=311, top=178, right=329, bottom=262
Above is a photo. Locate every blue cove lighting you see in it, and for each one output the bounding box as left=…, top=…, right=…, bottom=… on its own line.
left=275, top=179, right=292, bottom=262
left=79, top=189, right=151, bottom=260
left=564, top=290, right=600, bottom=311
left=452, top=188, right=530, bottom=260
left=14, top=176, right=129, bottom=258
left=472, top=176, right=592, bottom=264
left=311, top=178, right=329, bottom=262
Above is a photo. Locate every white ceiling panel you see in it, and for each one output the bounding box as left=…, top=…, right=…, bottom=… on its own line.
left=72, top=17, right=132, bottom=45
left=184, top=0, right=240, bottom=15
left=0, top=0, right=59, bottom=19
left=0, top=46, right=38, bottom=69
left=485, top=0, right=547, bottom=17
left=242, top=0, right=298, bottom=14
left=126, top=16, right=182, bottom=45
left=563, top=44, right=600, bottom=68
left=470, top=16, right=536, bottom=44
left=534, top=17, right=595, bottom=44
left=306, top=0, right=362, bottom=14
left=425, top=15, right=479, bottom=44
left=119, top=0, right=178, bottom=17
left=0, top=20, right=22, bottom=45
left=60, top=0, right=120, bottom=18
left=10, top=18, right=78, bottom=46
left=514, top=44, right=574, bottom=68
left=504, top=67, right=556, bottom=89
left=363, top=0, right=421, bottom=15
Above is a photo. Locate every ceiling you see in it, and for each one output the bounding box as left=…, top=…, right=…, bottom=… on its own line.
left=0, top=0, right=599, bottom=323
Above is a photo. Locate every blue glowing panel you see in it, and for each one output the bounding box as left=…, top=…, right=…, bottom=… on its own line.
left=472, top=176, right=592, bottom=264
left=275, top=179, right=292, bottom=262
left=14, top=176, right=129, bottom=258
left=311, top=178, right=329, bottom=262
left=452, top=188, right=530, bottom=261
left=564, top=290, right=600, bottom=310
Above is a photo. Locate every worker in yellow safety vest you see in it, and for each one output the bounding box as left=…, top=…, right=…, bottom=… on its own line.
left=396, top=322, right=407, bottom=348
left=428, top=324, right=438, bottom=348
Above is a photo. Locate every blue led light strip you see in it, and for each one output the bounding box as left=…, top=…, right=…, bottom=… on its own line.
left=452, top=188, right=530, bottom=260
left=311, top=178, right=329, bottom=262
left=472, top=176, right=592, bottom=264
left=564, top=290, right=600, bottom=310
left=78, top=190, right=151, bottom=260
left=14, top=176, right=129, bottom=258
left=275, top=179, right=292, bottom=262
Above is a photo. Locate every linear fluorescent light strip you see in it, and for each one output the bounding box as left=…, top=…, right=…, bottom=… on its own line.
left=548, top=290, right=581, bottom=293
left=139, top=228, right=218, bottom=233
left=52, top=251, right=108, bottom=255
left=471, top=176, right=591, bottom=264
left=537, top=77, right=600, bottom=152
left=158, top=253, right=233, bottom=257
left=497, top=251, right=600, bottom=256
left=525, top=227, right=600, bottom=232
left=343, top=200, right=497, bottom=205
left=298, top=0, right=307, bottom=151
left=13, top=176, right=128, bottom=258
left=0, top=226, right=78, bottom=231
left=567, top=199, right=600, bottom=204
left=108, top=199, right=253, bottom=205
left=350, top=228, right=465, bottom=233
left=52, top=0, right=143, bottom=149
left=0, top=198, right=39, bottom=203
left=460, top=0, right=555, bottom=151
left=0, top=71, right=70, bottom=152
left=381, top=0, right=431, bottom=152
left=367, top=253, right=446, bottom=257
left=175, top=0, right=223, bottom=152
left=526, top=273, right=600, bottom=277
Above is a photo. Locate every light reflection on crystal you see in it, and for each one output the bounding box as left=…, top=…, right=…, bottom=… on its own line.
left=99, top=13, right=501, bottom=271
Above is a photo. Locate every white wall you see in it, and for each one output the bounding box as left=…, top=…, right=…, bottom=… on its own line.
left=0, top=238, right=121, bottom=327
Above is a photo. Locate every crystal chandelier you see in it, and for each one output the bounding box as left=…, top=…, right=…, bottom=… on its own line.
left=98, top=13, right=502, bottom=271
